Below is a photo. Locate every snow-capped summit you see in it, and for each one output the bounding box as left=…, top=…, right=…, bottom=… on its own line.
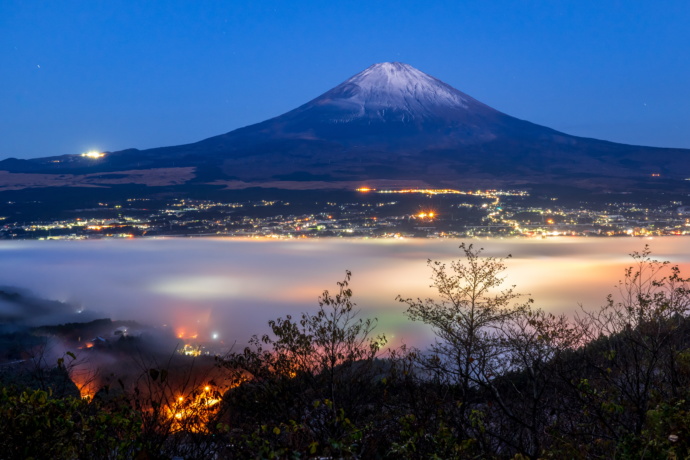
left=8, top=61, right=688, bottom=193
left=310, top=62, right=491, bottom=122
left=335, top=62, right=468, bottom=112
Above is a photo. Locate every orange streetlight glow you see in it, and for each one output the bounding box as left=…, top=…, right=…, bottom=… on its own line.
left=167, top=385, right=222, bottom=433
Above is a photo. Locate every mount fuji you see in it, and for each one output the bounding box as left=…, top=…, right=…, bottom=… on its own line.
left=2, top=62, right=688, bottom=191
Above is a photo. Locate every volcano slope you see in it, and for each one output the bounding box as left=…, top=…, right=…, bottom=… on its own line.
left=1, top=62, right=688, bottom=193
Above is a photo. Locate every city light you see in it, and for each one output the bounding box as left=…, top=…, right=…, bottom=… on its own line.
left=81, top=150, right=105, bottom=159
left=357, top=187, right=528, bottom=197
left=167, top=385, right=222, bottom=433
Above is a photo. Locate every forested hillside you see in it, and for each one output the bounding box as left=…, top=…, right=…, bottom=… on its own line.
left=1, top=245, right=689, bottom=459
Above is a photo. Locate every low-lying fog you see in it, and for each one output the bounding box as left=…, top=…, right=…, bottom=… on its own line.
left=1, top=236, right=689, bottom=349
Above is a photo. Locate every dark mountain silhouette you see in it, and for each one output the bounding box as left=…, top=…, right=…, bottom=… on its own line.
left=2, top=62, right=688, bottom=191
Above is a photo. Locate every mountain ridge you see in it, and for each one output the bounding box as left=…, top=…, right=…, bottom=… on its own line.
left=1, top=62, right=688, bottom=192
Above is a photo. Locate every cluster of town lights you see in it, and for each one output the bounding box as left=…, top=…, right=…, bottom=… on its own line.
left=356, top=187, right=528, bottom=196
left=357, top=187, right=463, bottom=195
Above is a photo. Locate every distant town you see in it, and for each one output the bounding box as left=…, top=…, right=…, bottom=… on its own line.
left=2, top=187, right=689, bottom=240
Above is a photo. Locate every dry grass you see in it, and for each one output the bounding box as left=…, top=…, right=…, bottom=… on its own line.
left=0, top=167, right=196, bottom=191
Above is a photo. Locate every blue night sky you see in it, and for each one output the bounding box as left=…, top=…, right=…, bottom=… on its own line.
left=2, top=1, right=690, bottom=160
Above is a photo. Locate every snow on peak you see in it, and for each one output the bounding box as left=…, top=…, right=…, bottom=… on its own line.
left=352, top=62, right=453, bottom=95
left=326, top=62, right=471, bottom=119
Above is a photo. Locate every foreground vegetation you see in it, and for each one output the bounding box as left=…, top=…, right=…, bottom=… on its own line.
left=2, top=244, right=690, bottom=459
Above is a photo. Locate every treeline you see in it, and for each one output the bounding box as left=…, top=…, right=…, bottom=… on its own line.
left=2, top=244, right=690, bottom=459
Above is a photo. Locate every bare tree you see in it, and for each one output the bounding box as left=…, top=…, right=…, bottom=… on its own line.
left=491, top=308, right=582, bottom=458
left=220, top=271, right=388, bottom=457
left=572, top=245, right=690, bottom=439
left=398, top=243, right=530, bottom=394
left=397, top=243, right=534, bottom=456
